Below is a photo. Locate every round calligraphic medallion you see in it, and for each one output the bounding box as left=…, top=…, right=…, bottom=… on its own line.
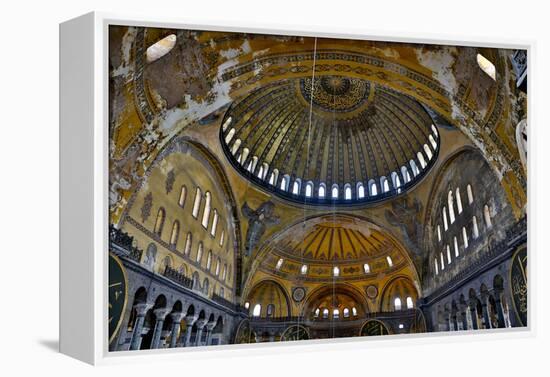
left=109, top=254, right=128, bottom=344
left=509, top=246, right=527, bottom=326
left=292, top=287, right=306, bottom=302
left=360, top=320, right=389, bottom=336
left=366, top=285, right=378, bottom=299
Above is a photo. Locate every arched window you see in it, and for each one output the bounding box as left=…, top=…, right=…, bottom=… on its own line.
left=333, top=309, right=340, bottom=319
left=222, top=264, right=227, bottom=280
left=206, top=250, right=212, bottom=270
left=417, top=152, right=427, bottom=169
left=215, top=258, right=221, bottom=276
left=516, top=119, right=527, bottom=172
left=381, top=176, right=390, bottom=193
left=146, top=34, right=177, bottom=63
left=473, top=216, right=479, bottom=238
left=241, top=148, right=250, bottom=165
left=368, top=179, right=378, bottom=196
left=211, top=210, right=219, bottom=237
left=352, top=307, right=358, bottom=316
left=252, top=304, right=261, bottom=317
left=305, top=181, right=313, bottom=197
left=280, top=174, right=290, bottom=191
left=437, top=225, right=442, bottom=242
left=386, top=256, right=393, bottom=267
left=443, top=206, right=449, bottom=231
left=462, top=227, right=469, bottom=249
left=331, top=184, right=339, bottom=199
left=219, top=287, right=224, bottom=298
left=178, top=185, right=187, bottom=208
left=424, top=144, right=433, bottom=160
left=446, top=245, right=452, bottom=264
left=224, top=128, right=235, bottom=144
left=231, top=138, right=241, bottom=155
left=363, top=263, right=370, bottom=274
left=203, top=278, right=210, bottom=295
left=170, top=221, right=180, bottom=246
left=344, top=184, right=352, bottom=200
left=184, top=233, right=192, bottom=255
left=292, top=178, right=301, bottom=195
left=434, top=258, right=439, bottom=275
left=467, top=184, right=474, bottom=204
left=448, top=191, right=456, bottom=224
left=333, top=266, right=340, bottom=277
left=440, top=252, right=445, bottom=270
left=248, top=156, right=258, bottom=173
left=219, top=230, right=225, bottom=247
left=401, top=166, right=411, bottom=183
left=484, top=205, right=492, bottom=228
left=343, top=308, right=350, bottom=318
left=266, top=304, right=274, bottom=318
left=357, top=183, right=365, bottom=198
left=429, top=134, right=437, bottom=150
left=456, top=187, right=463, bottom=214
left=301, top=264, right=308, bottom=275
left=257, top=163, right=268, bottom=180
left=410, top=160, right=420, bottom=176
left=314, top=308, right=320, bottom=318
left=454, top=236, right=459, bottom=257
left=222, top=116, right=232, bottom=131
left=323, top=308, right=329, bottom=319
left=201, top=192, right=211, bottom=228
left=431, top=124, right=438, bottom=138
left=269, top=169, right=279, bottom=186
left=477, top=53, right=496, bottom=80
left=275, top=258, right=284, bottom=270
left=318, top=183, right=326, bottom=198
left=406, top=297, right=414, bottom=309
left=196, top=242, right=203, bottom=263
left=394, top=297, right=402, bottom=311
left=391, top=172, right=401, bottom=190
left=192, top=187, right=202, bottom=218
left=154, top=207, right=165, bottom=236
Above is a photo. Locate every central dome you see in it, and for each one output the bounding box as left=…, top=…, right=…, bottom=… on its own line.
left=220, top=76, right=439, bottom=205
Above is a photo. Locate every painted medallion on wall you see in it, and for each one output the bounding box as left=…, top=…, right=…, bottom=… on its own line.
left=510, top=246, right=527, bottom=326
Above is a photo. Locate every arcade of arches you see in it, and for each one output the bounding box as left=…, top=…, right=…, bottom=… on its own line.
left=108, top=26, right=528, bottom=351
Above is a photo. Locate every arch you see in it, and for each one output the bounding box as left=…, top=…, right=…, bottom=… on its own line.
left=206, top=250, right=212, bottom=270
left=231, top=138, right=241, bottom=155
left=357, top=182, right=365, bottom=198
left=391, top=171, right=401, bottom=191
left=202, top=278, right=210, bottom=296
left=211, top=209, right=219, bottom=237
left=380, top=176, right=390, bottom=193
left=401, top=166, right=411, bottom=183
left=515, top=119, right=527, bottom=172
left=178, top=185, right=187, bottom=207
left=224, top=128, right=236, bottom=144
left=305, top=181, right=314, bottom=197
left=154, top=207, right=165, bottom=236
left=456, top=187, right=463, bottom=214
left=410, top=159, right=420, bottom=177
left=169, top=220, right=180, bottom=246
left=280, top=174, right=290, bottom=191
left=484, top=204, right=492, bottom=228
left=429, top=134, right=437, bottom=150
left=472, top=216, right=480, bottom=238
left=192, top=187, right=202, bottom=218
left=184, top=232, right=192, bottom=255
left=196, top=242, right=203, bottom=263
left=448, top=190, right=456, bottom=224
left=368, top=179, right=378, bottom=196
left=318, top=182, right=326, bottom=198
left=302, top=283, right=369, bottom=318
left=269, top=169, right=279, bottom=186
left=331, top=184, right=339, bottom=199
left=380, top=276, right=419, bottom=312
left=292, top=178, right=301, bottom=195
left=246, top=279, right=291, bottom=318
left=201, top=191, right=212, bottom=228
left=344, top=183, right=352, bottom=200
left=359, top=319, right=389, bottom=336
left=467, top=184, right=474, bottom=204
left=417, top=151, right=427, bottom=169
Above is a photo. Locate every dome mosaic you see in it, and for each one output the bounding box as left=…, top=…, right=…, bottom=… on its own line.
left=220, top=75, right=440, bottom=205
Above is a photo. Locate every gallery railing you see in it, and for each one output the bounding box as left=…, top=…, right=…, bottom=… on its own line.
left=211, top=293, right=236, bottom=310
left=163, top=266, right=193, bottom=289
left=109, top=225, right=143, bottom=263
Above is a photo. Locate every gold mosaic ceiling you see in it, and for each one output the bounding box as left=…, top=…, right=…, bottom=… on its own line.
left=257, top=215, right=410, bottom=281
left=220, top=75, right=440, bottom=205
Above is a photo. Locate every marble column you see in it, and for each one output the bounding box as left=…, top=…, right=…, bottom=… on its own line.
left=480, top=295, right=492, bottom=329
left=205, top=322, right=216, bottom=346
left=494, top=290, right=506, bottom=328
left=169, top=312, right=184, bottom=348
left=150, top=308, right=169, bottom=349
left=194, top=320, right=208, bottom=347
left=181, top=316, right=198, bottom=347
left=129, top=303, right=152, bottom=351
left=469, top=303, right=479, bottom=330
left=460, top=310, right=468, bottom=331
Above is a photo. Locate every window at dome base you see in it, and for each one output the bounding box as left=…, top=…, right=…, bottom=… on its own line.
left=220, top=77, right=440, bottom=206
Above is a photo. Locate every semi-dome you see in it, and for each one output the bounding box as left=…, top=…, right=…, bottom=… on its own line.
left=254, top=215, right=413, bottom=282
left=220, top=75, right=440, bottom=205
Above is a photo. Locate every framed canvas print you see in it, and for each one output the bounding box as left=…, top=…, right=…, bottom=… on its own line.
left=59, top=12, right=530, bottom=365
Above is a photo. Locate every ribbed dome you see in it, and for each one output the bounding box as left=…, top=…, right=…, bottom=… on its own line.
left=256, top=215, right=409, bottom=282
left=220, top=75, right=439, bottom=205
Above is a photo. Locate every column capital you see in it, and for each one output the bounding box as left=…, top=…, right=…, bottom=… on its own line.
left=185, top=315, right=199, bottom=326
left=206, top=321, right=216, bottom=331
left=153, top=308, right=170, bottom=320
left=170, top=312, right=185, bottom=323
left=134, top=302, right=153, bottom=316
left=195, top=319, right=209, bottom=328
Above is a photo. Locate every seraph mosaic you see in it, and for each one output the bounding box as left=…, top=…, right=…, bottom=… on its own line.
left=108, top=25, right=528, bottom=351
